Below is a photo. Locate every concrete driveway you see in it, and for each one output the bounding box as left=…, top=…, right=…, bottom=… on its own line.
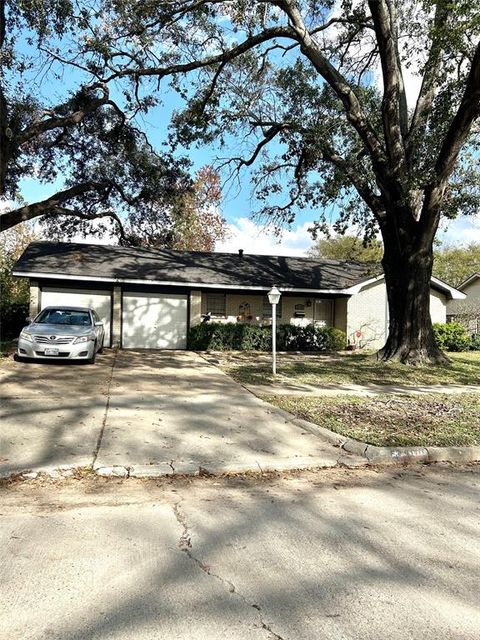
left=0, top=350, right=349, bottom=478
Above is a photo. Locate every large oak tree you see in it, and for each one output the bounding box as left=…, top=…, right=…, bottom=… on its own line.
left=93, top=0, right=479, bottom=364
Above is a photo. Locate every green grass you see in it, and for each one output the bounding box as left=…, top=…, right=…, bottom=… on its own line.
left=214, top=351, right=480, bottom=387
left=264, top=393, right=480, bottom=447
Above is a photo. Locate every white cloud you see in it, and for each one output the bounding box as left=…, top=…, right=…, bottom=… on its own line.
left=215, top=217, right=314, bottom=256
left=437, top=215, right=480, bottom=246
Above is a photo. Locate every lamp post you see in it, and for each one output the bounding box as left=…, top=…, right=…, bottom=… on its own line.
left=267, top=285, right=281, bottom=375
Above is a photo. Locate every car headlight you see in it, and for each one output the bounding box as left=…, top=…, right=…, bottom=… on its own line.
left=73, top=335, right=95, bottom=344
left=20, top=330, right=33, bottom=342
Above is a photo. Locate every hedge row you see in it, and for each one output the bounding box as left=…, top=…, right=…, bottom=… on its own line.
left=433, top=322, right=480, bottom=352
left=188, top=322, right=347, bottom=352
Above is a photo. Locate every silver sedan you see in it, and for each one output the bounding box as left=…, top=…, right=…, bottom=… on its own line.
left=17, top=306, right=105, bottom=364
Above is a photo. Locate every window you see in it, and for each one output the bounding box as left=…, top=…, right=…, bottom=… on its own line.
left=206, top=293, right=226, bottom=317
left=262, top=296, right=282, bottom=318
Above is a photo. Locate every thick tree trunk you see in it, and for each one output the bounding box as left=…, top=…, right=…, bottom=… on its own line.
left=377, top=212, right=449, bottom=365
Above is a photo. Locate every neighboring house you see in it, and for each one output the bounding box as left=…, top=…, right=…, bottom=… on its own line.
left=447, top=273, right=480, bottom=335
left=13, top=241, right=465, bottom=350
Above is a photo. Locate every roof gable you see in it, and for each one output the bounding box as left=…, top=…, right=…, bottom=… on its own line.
left=458, top=272, right=480, bottom=291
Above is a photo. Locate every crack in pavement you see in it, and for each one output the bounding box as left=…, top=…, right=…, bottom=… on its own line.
left=91, top=348, right=118, bottom=468
left=172, top=500, right=286, bottom=640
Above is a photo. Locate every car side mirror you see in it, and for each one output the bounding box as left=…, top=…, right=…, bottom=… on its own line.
left=94, top=321, right=103, bottom=327
left=26, top=317, right=33, bottom=323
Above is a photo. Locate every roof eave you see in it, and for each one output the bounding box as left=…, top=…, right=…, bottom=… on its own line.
left=457, top=272, right=480, bottom=291
left=348, top=273, right=466, bottom=299
left=12, top=270, right=354, bottom=295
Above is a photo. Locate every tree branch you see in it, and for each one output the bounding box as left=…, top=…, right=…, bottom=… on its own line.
left=406, top=2, right=449, bottom=161
left=17, top=85, right=110, bottom=146
left=0, top=0, right=9, bottom=194
left=277, top=0, right=389, bottom=183
left=103, top=26, right=296, bottom=83
left=434, top=41, right=480, bottom=188
left=320, top=143, right=386, bottom=220
left=42, top=206, right=128, bottom=243
left=368, top=0, right=408, bottom=176
left=417, top=41, right=480, bottom=239
left=0, top=182, right=111, bottom=231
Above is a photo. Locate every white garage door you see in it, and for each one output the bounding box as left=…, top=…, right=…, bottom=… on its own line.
left=122, top=292, right=188, bottom=349
left=41, top=287, right=112, bottom=347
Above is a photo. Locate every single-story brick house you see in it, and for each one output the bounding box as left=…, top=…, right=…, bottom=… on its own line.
left=13, top=241, right=465, bottom=350
left=447, top=272, right=480, bottom=335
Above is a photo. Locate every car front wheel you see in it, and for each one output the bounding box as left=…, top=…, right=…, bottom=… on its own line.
left=86, top=343, right=97, bottom=365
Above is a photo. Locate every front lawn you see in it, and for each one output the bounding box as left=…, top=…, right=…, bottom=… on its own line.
left=212, top=351, right=480, bottom=387
left=264, top=394, right=480, bottom=448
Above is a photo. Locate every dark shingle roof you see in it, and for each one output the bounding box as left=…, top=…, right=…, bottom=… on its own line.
left=14, top=241, right=378, bottom=291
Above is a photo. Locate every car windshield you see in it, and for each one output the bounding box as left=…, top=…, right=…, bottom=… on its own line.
left=35, top=309, right=92, bottom=326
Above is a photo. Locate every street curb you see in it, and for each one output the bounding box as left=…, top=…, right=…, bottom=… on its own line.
left=288, top=410, right=479, bottom=466
left=241, top=384, right=480, bottom=467
left=4, top=441, right=479, bottom=483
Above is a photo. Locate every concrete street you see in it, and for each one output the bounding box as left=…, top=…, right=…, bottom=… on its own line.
left=0, top=350, right=349, bottom=479
left=1, top=464, right=479, bottom=639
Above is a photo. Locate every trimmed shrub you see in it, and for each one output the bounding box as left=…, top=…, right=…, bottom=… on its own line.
left=188, top=322, right=271, bottom=351
left=470, top=334, right=480, bottom=351
left=277, top=324, right=347, bottom=351
left=433, top=322, right=472, bottom=352
left=188, top=322, right=347, bottom=352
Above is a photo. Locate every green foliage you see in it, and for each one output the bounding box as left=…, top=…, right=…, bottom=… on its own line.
left=0, top=224, right=34, bottom=339
left=308, top=236, right=480, bottom=289
left=2, top=2, right=193, bottom=240
left=308, top=235, right=383, bottom=265
left=433, top=243, right=480, bottom=287
left=188, top=322, right=346, bottom=352
left=1, top=302, right=29, bottom=340
left=470, top=334, right=480, bottom=352
left=433, top=323, right=472, bottom=352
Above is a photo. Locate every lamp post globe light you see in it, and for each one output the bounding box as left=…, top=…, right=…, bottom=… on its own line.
left=267, top=285, right=282, bottom=375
